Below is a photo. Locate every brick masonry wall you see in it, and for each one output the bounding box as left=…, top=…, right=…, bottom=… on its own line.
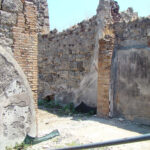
left=96, top=0, right=118, bottom=117
left=97, top=0, right=140, bottom=117
left=13, top=1, right=38, bottom=109
left=0, top=0, right=48, bottom=107
left=0, top=0, right=40, bottom=139
left=0, top=0, right=49, bottom=54
left=97, top=25, right=115, bottom=116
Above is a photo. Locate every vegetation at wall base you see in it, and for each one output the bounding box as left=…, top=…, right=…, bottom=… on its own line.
left=38, top=99, right=95, bottom=116
left=6, top=142, right=30, bottom=150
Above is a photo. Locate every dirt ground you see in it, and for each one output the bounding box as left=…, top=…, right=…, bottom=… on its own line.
left=27, top=108, right=150, bottom=150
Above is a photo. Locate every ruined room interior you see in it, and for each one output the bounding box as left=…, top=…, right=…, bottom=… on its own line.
left=0, top=0, right=150, bottom=149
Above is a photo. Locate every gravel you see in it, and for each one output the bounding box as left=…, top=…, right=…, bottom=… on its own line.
left=27, top=109, right=150, bottom=150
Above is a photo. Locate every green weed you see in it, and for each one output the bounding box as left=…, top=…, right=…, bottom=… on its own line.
left=6, top=142, right=30, bottom=150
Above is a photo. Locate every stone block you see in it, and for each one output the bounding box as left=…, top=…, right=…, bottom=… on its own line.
left=2, top=0, right=23, bottom=13
left=0, top=10, right=17, bottom=25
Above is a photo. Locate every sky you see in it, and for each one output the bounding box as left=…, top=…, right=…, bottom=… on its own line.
left=47, top=0, right=150, bottom=32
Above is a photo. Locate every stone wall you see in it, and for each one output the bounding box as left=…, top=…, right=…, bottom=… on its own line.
left=0, top=0, right=45, bottom=148
left=38, top=0, right=150, bottom=125
left=0, top=0, right=49, bottom=54
left=111, top=18, right=150, bottom=124
left=34, top=0, right=50, bottom=34
left=0, top=0, right=49, bottom=105
left=0, top=0, right=19, bottom=54
left=96, top=0, right=138, bottom=117
left=38, top=16, right=97, bottom=106
left=95, top=0, right=150, bottom=124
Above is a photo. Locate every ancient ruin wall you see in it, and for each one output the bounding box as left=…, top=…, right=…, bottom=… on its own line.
left=37, top=0, right=150, bottom=125
left=0, top=0, right=49, bottom=54
left=97, top=1, right=139, bottom=117
left=38, top=16, right=97, bottom=106
left=34, top=0, right=50, bottom=34
left=38, top=0, right=141, bottom=110
left=92, top=0, right=150, bottom=124
left=13, top=1, right=38, bottom=108
left=0, top=0, right=20, bottom=54
left=0, top=0, right=49, bottom=107
left=0, top=0, right=49, bottom=148
left=0, top=1, right=41, bottom=148
left=96, top=0, right=117, bottom=117
left=111, top=17, right=150, bottom=124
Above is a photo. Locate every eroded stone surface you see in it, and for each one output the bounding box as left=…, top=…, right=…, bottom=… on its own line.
left=0, top=10, right=17, bottom=25
left=120, top=7, right=138, bottom=22
left=111, top=17, right=150, bottom=124
left=0, top=46, right=36, bottom=150
left=34, top=0, right=50, bottom=34
left=38, top=16, right=97, bottom=107
left=0, top=0, right=49, bottom=55
left=115, top=48, right=150, bottom=125
left=0, top=8, right=17, bottom=54
left=38, top=0, right=148, bottom=112
left=2, top=0, right=23, bottom=13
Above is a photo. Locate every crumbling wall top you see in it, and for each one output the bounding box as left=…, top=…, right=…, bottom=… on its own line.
left=33, top=0, right=50, bottom=34
left=48, top=15, right=97, bottom=38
